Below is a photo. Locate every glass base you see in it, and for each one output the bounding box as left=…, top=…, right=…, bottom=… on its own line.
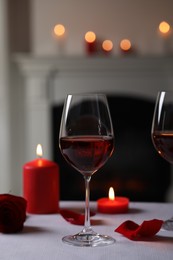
left=162, top=218, right=173, bottom=231
left=62, top=231, right=116, bottom=247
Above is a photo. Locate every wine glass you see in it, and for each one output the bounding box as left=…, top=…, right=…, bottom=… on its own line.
left=151, top=90, right=173, bottom=231
left=59, top=93, right=115, bottom=247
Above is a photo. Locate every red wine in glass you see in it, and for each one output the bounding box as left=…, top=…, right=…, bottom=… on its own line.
left=60, top=136, right=114, bottom=176
left=152, top=131, right=173, bottom=164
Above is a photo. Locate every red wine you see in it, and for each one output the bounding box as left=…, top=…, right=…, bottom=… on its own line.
left=152, top=131, right=173, bottom=163
left=60, top=136, right=114, bottom=176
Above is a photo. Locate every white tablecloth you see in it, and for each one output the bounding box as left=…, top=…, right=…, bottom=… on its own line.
left=0, top=201, right=173, bottom=260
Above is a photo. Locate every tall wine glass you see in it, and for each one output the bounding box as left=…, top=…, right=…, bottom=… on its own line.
left=151, top=90, right=173, bottom=231
left=59, top=93, right=115, bottom=246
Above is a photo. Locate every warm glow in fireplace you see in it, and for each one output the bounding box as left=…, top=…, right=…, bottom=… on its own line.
left=85, top=31, right=96, bottom=43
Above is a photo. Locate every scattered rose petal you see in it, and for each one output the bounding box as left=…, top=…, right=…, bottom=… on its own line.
left=60, top=209, right=96, bottom=225
left=115, top=219, right=163, bottom=240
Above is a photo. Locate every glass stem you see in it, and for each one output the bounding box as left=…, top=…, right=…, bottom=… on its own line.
left=83, top=176, right=92, bottom=233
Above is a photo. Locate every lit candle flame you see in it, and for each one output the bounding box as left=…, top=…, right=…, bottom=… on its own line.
left=53, top=24, right=65, bottom=37
left=85, top=31, right=96, bottom=43
left=36, top=144, right=43, bottom=158
left=108, top=187, right=115, bottom=200
left=159, top=21, right=171, bottom=34
left=120, top=39, right=132, bottom=51
left=102, top=40, right=113, bottom=52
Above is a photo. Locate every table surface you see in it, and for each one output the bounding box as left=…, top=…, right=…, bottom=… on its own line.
left=1, top=201, right=173, bottom=260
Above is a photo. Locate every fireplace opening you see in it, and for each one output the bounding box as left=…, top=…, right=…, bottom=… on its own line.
left=52, top=95, right=171, bottom=202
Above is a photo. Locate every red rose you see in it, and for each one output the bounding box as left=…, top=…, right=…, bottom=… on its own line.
left=0, top=194, right=27, bottom=233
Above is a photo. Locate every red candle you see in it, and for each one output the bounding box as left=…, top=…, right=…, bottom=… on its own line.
left=97, top=187, right=129, bottom=214
left=84, top=31, right=97, bottom=55
left=23, top=144, right=59, bottom=214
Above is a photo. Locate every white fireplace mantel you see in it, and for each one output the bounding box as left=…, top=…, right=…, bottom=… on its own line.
left=14, top=54, right=173, bottom=163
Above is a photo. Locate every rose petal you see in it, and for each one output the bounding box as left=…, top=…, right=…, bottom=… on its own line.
left=60, top=209, right=96, bottom=225
left=115, top=219, right=163, bottom=240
